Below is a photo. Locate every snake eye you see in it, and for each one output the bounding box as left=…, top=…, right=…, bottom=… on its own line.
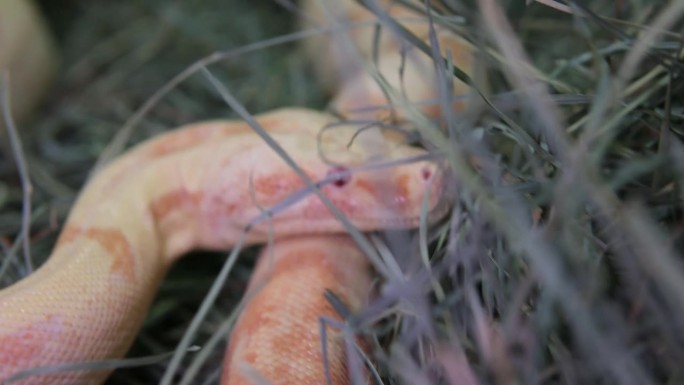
left=421, top=166, right=432, bottom=181
left=327, top=166, right=351, bottom=187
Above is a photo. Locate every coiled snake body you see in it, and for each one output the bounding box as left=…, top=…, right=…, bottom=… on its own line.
left=0, top=1, right=473, bottom=384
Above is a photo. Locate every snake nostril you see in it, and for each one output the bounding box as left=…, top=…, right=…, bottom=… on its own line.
left=327, top=166, right=351, bottom=187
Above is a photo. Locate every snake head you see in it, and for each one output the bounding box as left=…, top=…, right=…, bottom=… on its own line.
left=146, top=109, right=450, bottom=257
left=220, top=109, right=450, bottom=238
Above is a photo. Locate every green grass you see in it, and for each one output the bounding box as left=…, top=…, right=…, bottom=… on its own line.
left=1, top=0, right=683, bottom=384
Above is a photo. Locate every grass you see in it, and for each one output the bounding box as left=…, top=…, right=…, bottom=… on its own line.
left=1, top=0, right=683, bottom=384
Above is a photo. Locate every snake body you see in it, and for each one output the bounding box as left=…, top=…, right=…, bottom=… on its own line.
left=0, top=1, right=473, bottom=383
left=0, top=108, right=445, bottom=384
left=222, top=235, right=374, bottom=385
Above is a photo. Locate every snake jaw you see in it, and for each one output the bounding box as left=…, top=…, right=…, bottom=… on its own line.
left=237, top=154, right=449, bottom=236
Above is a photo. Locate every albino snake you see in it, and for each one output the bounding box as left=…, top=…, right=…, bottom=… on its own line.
left=0, top=1, right=473, bottom=384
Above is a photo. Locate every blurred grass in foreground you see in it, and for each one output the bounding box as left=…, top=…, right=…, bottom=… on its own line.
left=0, top=0, right=682, bottom=384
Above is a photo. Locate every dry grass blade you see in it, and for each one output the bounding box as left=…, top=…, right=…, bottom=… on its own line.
left=0, top=73, right=34, bottom=274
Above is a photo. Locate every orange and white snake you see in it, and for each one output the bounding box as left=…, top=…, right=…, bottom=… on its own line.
left=0, top=1, right=473, bottom=384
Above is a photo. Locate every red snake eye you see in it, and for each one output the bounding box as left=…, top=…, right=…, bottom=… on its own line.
left=421, top=166, right=432, bottom=181
left=327, top=166, right=351, bottom=187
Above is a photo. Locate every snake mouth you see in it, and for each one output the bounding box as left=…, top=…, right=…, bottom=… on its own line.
left=245, top=203, right=451, bottom=240
left=244, top=174, right=454, bottom=237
